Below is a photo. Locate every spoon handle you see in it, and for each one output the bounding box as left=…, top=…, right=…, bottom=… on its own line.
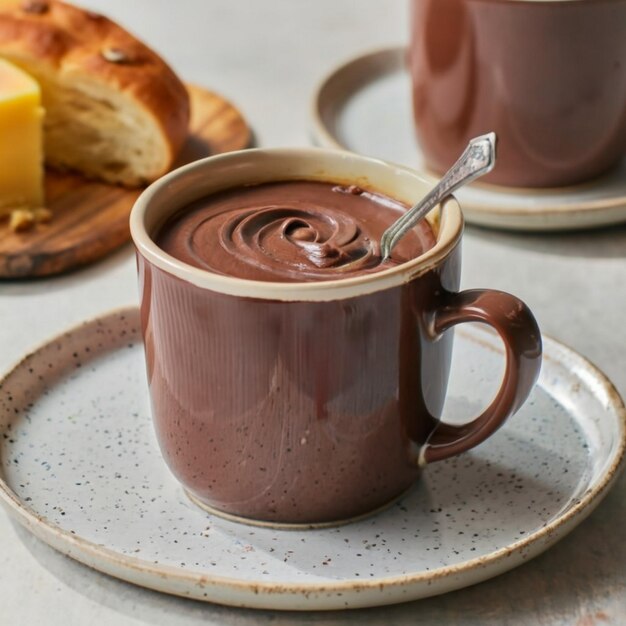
left=380, top=132, right=497, bottom=261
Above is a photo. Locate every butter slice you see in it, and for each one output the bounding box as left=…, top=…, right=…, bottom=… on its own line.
left=0, top=58, right=44, bottom=216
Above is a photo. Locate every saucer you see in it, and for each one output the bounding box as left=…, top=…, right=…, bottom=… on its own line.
left=0, top=308, right=624, bottom=611
left=311, top=47, right=626, bottom=232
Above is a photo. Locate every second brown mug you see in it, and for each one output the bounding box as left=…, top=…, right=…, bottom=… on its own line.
left=409, top=0, right=626, bottom=188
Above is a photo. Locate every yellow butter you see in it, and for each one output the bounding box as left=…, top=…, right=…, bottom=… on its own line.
left=0, top=58, right=44, bottom=216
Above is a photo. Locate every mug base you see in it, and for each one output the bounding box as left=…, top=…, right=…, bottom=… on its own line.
left=184, top=486, right=414, bottom=530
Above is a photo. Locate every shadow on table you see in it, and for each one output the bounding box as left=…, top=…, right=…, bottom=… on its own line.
left=466, top=222, right=626, bottom=260
left=13, top=468, right=626, bottom=626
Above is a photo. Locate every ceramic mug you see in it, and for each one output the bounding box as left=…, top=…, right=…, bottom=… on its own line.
left=130, top=148, right=542, bottom=527
left=408, top=0, right=626, bottom=188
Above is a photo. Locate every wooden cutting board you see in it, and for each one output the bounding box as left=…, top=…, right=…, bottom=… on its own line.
left=0, top=84, right=251, bottom=278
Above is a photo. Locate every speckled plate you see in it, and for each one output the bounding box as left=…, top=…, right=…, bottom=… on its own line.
left=311, top=47, right=626, bottom=232
left=0, top=308, right=624, bottom=611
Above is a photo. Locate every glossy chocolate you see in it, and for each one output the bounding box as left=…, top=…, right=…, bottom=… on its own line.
left=409, top=0, right=626, bottom=187
left=155, top=181, right=436, bottom=283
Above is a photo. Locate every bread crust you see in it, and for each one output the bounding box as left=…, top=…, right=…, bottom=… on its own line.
left=0, top=0, right=190, bottom=182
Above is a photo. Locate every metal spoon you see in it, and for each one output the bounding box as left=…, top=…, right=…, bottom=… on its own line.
left=380, top=132, right=497, bottom=261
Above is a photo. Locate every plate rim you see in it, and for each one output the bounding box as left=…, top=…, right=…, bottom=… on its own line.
left=0, top=306, right=625, bottom=605
left=311, top=46, right=626, bottom=221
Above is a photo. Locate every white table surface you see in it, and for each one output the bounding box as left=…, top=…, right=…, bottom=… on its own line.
left=1, top=1, right=625, bottom=624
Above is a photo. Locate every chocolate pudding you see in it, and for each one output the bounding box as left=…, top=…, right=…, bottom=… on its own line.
left=155, top=181, right=436, bottom=282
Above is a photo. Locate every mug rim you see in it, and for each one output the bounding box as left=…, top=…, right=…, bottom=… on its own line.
left=129, top=147, right=464, bottom=302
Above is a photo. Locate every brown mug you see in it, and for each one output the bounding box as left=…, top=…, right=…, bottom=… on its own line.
left=409, top=0, right=626, bottom=188
left=130, top=148, right=542, bottom=527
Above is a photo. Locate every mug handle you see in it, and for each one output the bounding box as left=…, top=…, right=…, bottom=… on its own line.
left=421, top=289, right=542, bottom=465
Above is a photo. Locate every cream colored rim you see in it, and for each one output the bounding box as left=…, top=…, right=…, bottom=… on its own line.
left=0, top=306, right=624, bottom=602
left=129, top=147, right=463, bottom=302
left=311, top=46, right=626, bottom=217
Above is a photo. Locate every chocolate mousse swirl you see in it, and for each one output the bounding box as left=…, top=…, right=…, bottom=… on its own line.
left=189, top=202, right=378, bottom=281
left=156, top=181, right=435, bottom=283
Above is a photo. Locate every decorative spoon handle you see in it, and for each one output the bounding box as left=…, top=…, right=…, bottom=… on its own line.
left=380, top=132, right=497, bottom=261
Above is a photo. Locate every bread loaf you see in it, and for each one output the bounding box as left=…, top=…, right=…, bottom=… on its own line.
left=0, top=0, right=190, bottom=186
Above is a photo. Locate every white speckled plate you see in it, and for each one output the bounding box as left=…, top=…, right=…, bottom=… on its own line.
left=0, top=308, right=624, bottom=611
left=311, top=47, right=626, bottom=232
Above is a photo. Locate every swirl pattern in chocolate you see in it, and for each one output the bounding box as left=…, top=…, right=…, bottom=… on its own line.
left=155, top=181, right=436, bottom=283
